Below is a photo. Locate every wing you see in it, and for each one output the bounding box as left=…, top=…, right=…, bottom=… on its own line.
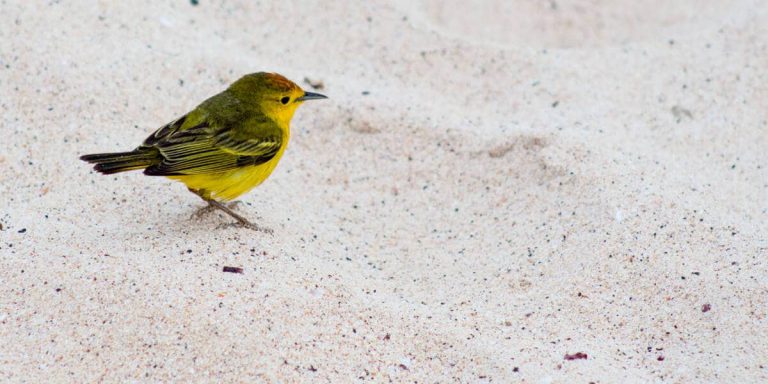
left=142, top=114, right=283, bottom=176
left=140, top=114, right=189, bottom=148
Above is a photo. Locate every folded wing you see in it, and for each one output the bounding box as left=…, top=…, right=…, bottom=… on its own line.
left=143, top=116, right=283, bottom=176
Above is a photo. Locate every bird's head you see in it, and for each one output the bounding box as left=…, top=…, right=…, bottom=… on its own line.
left=229, top=72, right=326, bottom=126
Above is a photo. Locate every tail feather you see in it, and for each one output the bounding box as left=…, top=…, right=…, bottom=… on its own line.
left=80, top=150, right=157, bottom=175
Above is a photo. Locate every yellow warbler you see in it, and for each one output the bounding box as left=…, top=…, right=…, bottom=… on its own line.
left=80, top=72, right=327, bottom=232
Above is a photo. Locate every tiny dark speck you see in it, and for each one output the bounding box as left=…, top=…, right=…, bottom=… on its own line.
left=552, top=101, right=559, bottom=108
left=308, top=365, right=317, bottom=372
left=55, top=288, right=62, bottom=292
left=18, top=228, right=26, bottom=233
left=222, top=266, right=243, bottom=274
left=362, top=91, right=370, bottom=95
left=190, top=0, right=198, bottom=5
left=657, top=355, right=665, bottom=361
left=513, top=367, right=519, bottom=372
left=702, top=303, right=711, bottom=312
left=186, top=249, right=192, bottom=254
left=731, top=164, right=736, bottom=169
left=564, top=352, right=588, bottom=360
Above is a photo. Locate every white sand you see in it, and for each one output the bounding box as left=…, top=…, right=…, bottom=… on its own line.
left=1, top=0, right=767, bottom=382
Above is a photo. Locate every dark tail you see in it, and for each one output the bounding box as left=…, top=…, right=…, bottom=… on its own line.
left=80, top=150, right=157, bottom=175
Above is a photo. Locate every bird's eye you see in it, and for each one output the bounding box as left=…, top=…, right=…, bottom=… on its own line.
left=280, top=96, right=290, bottom=105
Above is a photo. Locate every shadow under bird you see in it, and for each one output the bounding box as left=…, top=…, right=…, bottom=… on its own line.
left=80, top=72, right=327, bottom=232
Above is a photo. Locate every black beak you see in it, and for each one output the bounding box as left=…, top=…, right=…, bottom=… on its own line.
left=298, top=91, right=327, bottom=101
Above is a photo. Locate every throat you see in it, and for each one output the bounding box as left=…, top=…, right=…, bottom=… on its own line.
left=271, top=106, right=298, bottom=128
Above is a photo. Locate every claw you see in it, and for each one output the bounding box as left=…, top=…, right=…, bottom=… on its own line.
left=229, top=211, right=271, bottom=233
left=221, top=221, right=273, bottom=234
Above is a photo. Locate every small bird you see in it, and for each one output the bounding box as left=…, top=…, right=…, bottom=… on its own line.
left=80, top=72, right=327, bottom=231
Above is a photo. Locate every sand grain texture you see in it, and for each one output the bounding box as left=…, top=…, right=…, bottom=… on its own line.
left=1, top=0, right=767, bottom=382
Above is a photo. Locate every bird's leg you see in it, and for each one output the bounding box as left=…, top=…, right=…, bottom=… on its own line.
left=190, top=189, right=216, bottom=218
left=188, top=189, right=272, bottom=233
left=192, top=200, right=241, bottom=219
left=192, top=202, right=216, bottom=218
left=192, top=201, right=243, bottom=218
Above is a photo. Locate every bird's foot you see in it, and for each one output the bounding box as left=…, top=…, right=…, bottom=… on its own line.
left=191, top=201, right=242, bottom=220
left=218, top=220, right=273, bottom=234
left=191, top=204, right=215, bottom=219
left=199, top=199, right=272, bottom=234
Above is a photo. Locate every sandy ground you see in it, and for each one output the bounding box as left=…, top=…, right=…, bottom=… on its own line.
left=1, top=0, right=767, bottom=382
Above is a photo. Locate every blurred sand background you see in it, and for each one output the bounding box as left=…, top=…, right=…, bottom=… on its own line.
left=1, top=0, right=767, bottom=382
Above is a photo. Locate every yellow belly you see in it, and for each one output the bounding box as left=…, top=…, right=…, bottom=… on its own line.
left=168, top=154, right=283, bottom=202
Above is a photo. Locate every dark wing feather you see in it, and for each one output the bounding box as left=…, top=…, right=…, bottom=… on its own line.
left=140, top=115, right=191, bottom=147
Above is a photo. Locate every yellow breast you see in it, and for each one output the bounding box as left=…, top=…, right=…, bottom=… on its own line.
left=168, top=142, right=288, bottom=202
